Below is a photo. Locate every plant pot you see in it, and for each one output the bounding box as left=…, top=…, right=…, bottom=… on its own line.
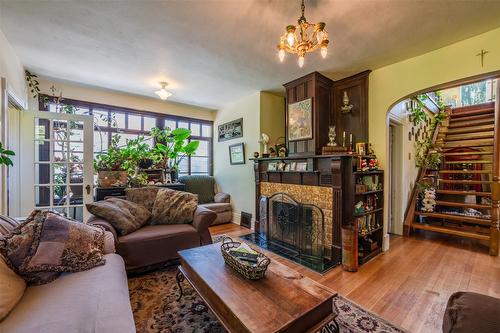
left=97, top=170, right=128, bottom=188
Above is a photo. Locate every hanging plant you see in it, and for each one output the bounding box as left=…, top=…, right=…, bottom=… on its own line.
left=25, top=70, right=41, bottom=99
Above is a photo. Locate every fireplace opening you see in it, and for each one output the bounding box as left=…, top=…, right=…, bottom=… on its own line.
left=241, top=192, right=339, bottom=273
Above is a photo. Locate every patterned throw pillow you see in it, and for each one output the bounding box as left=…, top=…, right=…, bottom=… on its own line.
left=125, top=187, right=160, bottom=211
left=0, top=210, right=106, bottom=285
left=86, top=198, right=151, bottom=235
left=151, top=189, right=198, bottom=225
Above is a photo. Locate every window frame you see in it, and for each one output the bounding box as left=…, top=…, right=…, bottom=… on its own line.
left=39, top=94, right=214, bottom=176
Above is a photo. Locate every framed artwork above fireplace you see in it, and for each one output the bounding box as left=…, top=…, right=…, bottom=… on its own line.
left=287, top=98, right=313, bottom=141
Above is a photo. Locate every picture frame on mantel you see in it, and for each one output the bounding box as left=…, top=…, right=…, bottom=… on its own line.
left=218, top=118, right=243, bottom=142
left=287, top=98, right=313, bottom=141
left=229, top=142, right=245, bottom=165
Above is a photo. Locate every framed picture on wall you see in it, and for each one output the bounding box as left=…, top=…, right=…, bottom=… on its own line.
left=287, top=98, right=313, bottom=141
left=229, top=143, right=245, bottom=165
left=218, top=118, right=243, bottom=142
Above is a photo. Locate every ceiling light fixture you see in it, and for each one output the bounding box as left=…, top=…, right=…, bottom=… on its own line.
left=277, top=0, right=329, bottom=68
left=155, top=82, right=172, bottom=100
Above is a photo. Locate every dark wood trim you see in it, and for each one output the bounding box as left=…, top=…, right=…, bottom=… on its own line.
left=491, top=81, right=500, bottom=256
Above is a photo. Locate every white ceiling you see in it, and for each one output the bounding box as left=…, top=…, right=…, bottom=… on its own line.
left=1, top=0, right=500, bottom=109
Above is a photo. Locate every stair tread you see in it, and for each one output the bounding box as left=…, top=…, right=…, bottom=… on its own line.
left=445, top=133, right=494, bottom=141
left=438, top=179, right=490, bottom=185
left=412, top=223, right=490, bottom=241
left=436, top=189, right=491, bottom=196
left=415, top=211, right=490, bottom=225
left=444, top=160, right=492, bottom=164
left=447, top=124, right=494, bottom=134
left=443, top=151, right=493, bottom=156
left=438, top=170, right=491, bottom=174
left=449, top=114, right=494, bottom=124
left=434, top=200, right=491, bottom=209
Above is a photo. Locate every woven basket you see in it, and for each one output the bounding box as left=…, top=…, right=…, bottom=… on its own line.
left=221, top=236, right=270, bottom=280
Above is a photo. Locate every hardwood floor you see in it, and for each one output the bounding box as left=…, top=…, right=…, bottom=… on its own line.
left=209, top=223, right=500, bottom=333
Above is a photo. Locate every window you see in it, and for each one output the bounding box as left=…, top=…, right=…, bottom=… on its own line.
left=439, top=79, right=497, bottom=108
left=40, top=95, right=213, bottom=175
left=163, top=118, right=213, bottom=176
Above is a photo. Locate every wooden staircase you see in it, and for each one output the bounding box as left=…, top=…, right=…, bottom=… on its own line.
left=404, top=97, right=500, bottom=256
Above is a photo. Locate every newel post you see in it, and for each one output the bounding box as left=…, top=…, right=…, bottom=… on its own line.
left=491, top=80, right=500, bottom=256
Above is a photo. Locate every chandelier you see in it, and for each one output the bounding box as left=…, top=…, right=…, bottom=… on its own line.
left=155, top=82, right=172, bottom=100
left=277, top=0, right=329, bottom=68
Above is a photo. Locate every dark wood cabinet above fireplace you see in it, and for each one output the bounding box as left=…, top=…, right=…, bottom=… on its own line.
left=283, top=70, right=370, bottom=157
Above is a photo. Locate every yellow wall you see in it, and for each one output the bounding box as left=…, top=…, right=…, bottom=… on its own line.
left=369, top=27, right=500, bottom=243
left=213, top=91, right=284, bottom=224
left=0, top=28, right=26, bottom=107
left=33, top=77, right=216, bottom=120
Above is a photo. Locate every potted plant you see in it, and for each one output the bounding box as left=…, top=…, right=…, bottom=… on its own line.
left=0, top=142, right=15, bottom=166
left=150, top=127, right=200, bottom=182
left=93, top=135, right=128, bottom=187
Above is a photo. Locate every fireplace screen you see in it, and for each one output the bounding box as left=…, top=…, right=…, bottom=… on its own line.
left=268, top=193, right=324, bottom=260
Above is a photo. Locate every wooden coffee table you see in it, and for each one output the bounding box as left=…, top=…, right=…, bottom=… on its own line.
left=177, top=242, right=336, bottom=333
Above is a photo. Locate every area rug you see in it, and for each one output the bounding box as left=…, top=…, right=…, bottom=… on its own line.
left=128, top=265, right=406, bottom=333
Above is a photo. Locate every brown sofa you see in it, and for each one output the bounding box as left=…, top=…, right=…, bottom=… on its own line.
left=179, top=175, right=232, bottom=225
left=0, top=216, right=135, bottom=333
left=88, top=206, right=216, bottom=270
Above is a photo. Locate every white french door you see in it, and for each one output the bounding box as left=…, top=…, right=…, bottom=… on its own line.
left=19, top=111, right=94, bottom=221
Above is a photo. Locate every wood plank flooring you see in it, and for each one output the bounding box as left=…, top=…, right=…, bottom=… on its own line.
left=209, top=223, right=500, bottom=333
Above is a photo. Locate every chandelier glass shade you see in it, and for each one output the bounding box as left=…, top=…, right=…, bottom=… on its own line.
left=155, top=82, right=172, bottom=100
left=277, top=0, right=329, bottom=67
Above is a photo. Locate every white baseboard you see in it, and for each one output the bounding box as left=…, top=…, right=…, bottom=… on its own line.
left=232, top=212, right=241, bottom=225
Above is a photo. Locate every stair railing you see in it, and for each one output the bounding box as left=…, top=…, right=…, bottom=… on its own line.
left=403, top=105, right=451, bottom=236
left=491, top=80, right=499, bottom=256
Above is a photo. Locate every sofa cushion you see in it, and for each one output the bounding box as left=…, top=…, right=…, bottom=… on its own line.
left=0, top=211, right=106, bottom=285
left=151, top=188, right=198, bottom=225
left=178, top=175, right=215, bottom=204
left=0, top=215, right=19, bottom=236
left=125, top=186, right=160, bottom=211
left=201, top=202, right=232, bottom=214
left=86, top=198, right=151, bottom=235
left=443, top=291, right=500, bottom=333
left=0, top=257, right=26, bottom=321
left=117, top=224, right=200, bottom=270
left=0, top=254, right=135, bottom=333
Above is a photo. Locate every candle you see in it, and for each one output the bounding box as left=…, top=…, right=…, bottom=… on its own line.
left=342, top=131, right=346, bottom=147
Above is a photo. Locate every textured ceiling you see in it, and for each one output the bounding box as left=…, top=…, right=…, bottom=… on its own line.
left=1, top=0, right=500, bottom=109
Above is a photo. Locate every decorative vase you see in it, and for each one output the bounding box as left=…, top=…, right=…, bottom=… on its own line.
left=97, top=170, right=128, bottom=188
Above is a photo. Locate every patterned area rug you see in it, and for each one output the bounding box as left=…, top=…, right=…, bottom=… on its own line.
left=128, top=265, right=406, bottom=333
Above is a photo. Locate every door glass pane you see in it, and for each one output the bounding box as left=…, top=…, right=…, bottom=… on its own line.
left=53, top=141, right=68, bottom=162
left=69, top=142, right=84, bottom=163
left=53, top=164, right=67, bottom=184
left=69, top=186, right=84, bottom=205
left=69, top=164, right=84, bottom=183
left=164, top=119, right=176, bottom=130
left=144, top=117, right=156, bottom=131
left=191, top=123, right=200, bottom=136
left=178, top=121, right=189, bottom=129
left=35, top=118, right=50, bottom=140
left=35, top=186, right=50, bottom=207
left=69, top=121, right=84, bottom=141
left=53, top=207, right=68, bottom=217
left=128, top=115, right=141, bottom=130
left=202, top=124, right=212, bottom=137
left=68, top=206, right=83, bottom=220
left=35, top=140, right=50, bottom=162
left=53, top=185, right=67, bottom=206
left=35, top=163, right=50, bottom=185
left=178, top=159, right=188, bottom=175
left=53, top=120, right=68, bottom=141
